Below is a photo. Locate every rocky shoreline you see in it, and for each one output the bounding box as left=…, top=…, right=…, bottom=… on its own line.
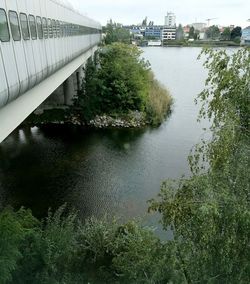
left=25, top=109, right=148, bottom=129
left=88, top=111, right=147, bottom=128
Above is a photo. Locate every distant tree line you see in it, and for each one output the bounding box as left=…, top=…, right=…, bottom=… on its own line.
left=176, top=24, right=242, bottom=42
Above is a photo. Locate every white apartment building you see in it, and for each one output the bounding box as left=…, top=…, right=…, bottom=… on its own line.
left=162, top=27, right=176, bottom=40
left=165, top=12, right=176, bottom=27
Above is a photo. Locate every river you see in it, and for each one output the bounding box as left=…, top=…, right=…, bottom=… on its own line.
left=0, top=47, right=209, bottom=233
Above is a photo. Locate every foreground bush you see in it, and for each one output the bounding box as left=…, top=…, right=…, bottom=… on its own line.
left=0, top=206, right=182, bottom=284
left=149, top=48, right=250, bottom=283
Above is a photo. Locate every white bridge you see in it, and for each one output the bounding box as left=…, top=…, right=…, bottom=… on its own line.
left=0, top=0, right=101, bottom=143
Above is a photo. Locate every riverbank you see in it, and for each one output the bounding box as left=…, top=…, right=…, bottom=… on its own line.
left=24, top=109, right=149, bottom=128
left=138, top=40, right=240, bottom=48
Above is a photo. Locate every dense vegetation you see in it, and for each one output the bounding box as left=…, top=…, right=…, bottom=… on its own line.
left=103, top=21, right=131, bottom=45
left=74, top=43, right=172, bottom=126
left=150, top=48, right=250, bottom=283
left=1, top=49, right=249, bottom=283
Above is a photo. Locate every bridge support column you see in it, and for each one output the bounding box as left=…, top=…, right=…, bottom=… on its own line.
left=63, top=75, right=75, bottom=105
left=76, top=65, right=85, bottom=90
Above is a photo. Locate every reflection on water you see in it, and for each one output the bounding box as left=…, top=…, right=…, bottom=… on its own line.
left=0, top=47, right=210, bottom=236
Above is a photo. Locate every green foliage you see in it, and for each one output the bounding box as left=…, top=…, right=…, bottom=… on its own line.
left=103, top=21, right=131, bottom=45
left=220, top=27, right=231, bottom=41
left=145, top=73, right=172, bottom=126
left=192, top=48, right=250, bottom=172
left=75, top=43, right=172, bottom=125
left=188, top=26, right=195, bottom=39
left=0, top=208, right=39, bottom=284
left=142, top=17, right=148, bottom=26
left=176, top=24, right=184, bottom=41
left=149, top=48, right=250, bottom=283
left=231, top=26, right=242, bottom=41
left=205, top=25, right=221, bottom=40
left=0, top=207, right=179, bottom=283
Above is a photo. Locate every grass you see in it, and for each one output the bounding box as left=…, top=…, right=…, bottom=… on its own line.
left=146, top=72, right=173, bottom=126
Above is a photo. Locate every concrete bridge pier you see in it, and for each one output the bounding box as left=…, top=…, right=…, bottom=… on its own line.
left=63, top=75, right=75, bottom=105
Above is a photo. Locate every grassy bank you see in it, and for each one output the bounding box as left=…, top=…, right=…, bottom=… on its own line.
left=162, top=40, right=240, bottom=47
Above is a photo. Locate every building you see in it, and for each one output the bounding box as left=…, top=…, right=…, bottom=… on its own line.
left=162, top=27, right=176, bottom=40
left=241, top=26, right=250, bottom=45
left=183, top=25, right=190, bottom=38
left=191, top=22, right=206, bottom=31
left=145, top=26, right=162, bottom=39
left=165, top=12, right=176, bottom=27
left=148, top=40, right=162, bottom=46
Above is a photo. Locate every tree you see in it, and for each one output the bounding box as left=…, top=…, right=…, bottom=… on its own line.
left=142, top=16, right=148, bottom=26
left=0, top=208, right=39, bottom=284
left=205, top=25, right=220, bottom=40
left=75, top=43, right=172, bottom=125
left=188, top=26, right=195, bottom=39
left=193, top=30, right=199, bottom=40
left=231, top=26, right=242, bottom=42
left=220, top=27, right=231, bottom=40
left=176, top=24, right=184, bottom=40
left=104, top=21, right=131, bottom=45
left=149, top=48, right=250, bottom=283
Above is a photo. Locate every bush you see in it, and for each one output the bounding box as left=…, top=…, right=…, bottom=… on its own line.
left=74, top=43, right=172, bottom=126
left=0, top=207, right=179, bottom=283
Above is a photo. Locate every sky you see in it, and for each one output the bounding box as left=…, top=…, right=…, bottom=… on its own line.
left=69, top=0, right=250, bottom=28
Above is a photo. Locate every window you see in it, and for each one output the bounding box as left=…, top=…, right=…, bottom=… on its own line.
left=65, top=23, right=68, bottom=37
left=20, top=13, right=30, bottom=40
left=9, top=11, right=21, bottom=41
left=56, top=20, right=60, bottom=37
left=42, top=17, right=48, bottom=39
left=60, top=21, right=63, bottom=37
left=36, top=16, right=43, bottom=39
left=52, top=19, right=56, bottom=37
left=0, top=9, right=10, bottom=42
left=48, top=19, right=53, bottom=38
left=29, top=15, right=37, bottom=40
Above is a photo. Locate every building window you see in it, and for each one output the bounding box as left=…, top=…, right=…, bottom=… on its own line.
left=36, top=16, right=43, bottom=39
left=9, top=11, right=21, bottom=41
left=56, top=20, right=60, bottom=37
left=0, top=9, right=10, bottom=42
left=42, top=17, right=48, bottom=39
left=20, top=13, right=30, bottom=40
left=52, top=19, right=56, bottom=37
left=48, top=19, right=53, bottom=38
left=29, top=15, right=37, bottom=40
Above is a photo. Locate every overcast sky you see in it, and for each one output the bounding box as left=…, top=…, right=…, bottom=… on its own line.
left=69, top=0, right=250, bottom=28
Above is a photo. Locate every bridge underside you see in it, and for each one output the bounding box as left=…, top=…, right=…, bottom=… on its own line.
left=0, top=46, right=97, bottom=143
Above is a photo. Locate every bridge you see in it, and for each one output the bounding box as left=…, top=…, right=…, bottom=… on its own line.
left=0, top=0, right=101, bottom=143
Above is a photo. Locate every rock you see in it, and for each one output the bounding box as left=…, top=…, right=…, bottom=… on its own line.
left=87, top=111, right=146, bottom=129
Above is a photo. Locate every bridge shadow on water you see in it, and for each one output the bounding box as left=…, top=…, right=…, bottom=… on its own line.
left=0, top=125, right=147, bottom=220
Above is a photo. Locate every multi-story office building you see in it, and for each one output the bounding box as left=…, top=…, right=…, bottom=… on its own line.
left=144, top=26, right=162, bottom=39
